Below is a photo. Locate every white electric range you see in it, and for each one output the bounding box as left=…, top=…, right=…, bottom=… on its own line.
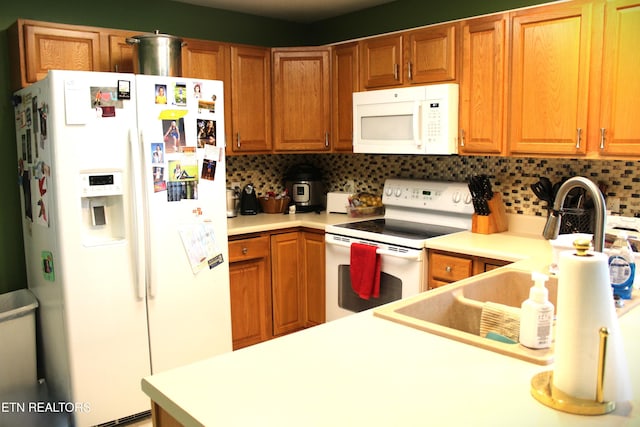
left=324, top=178, right=474, bottom=321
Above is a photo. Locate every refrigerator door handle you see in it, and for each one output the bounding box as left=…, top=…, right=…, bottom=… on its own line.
left=130, top=129, right=147, bottom=300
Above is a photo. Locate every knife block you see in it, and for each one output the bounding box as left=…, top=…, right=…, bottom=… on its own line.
left=472, top=192, right=508, bottom=234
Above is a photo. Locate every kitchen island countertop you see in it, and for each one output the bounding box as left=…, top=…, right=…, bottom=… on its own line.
left=144, top=213, right=640, bottom=426
left=142, top=297, right=640, bottom=426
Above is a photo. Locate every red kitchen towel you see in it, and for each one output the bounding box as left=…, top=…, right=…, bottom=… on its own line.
left=350, top=243, right=381, bottom=300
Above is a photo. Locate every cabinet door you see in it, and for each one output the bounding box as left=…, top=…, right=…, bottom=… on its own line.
left=108, top=33, right=136, bottom=73
left=406, top=23, right=457, bottom=84
left=228, top=237, right=272, bottom=350
left=272, top=48, right=331, bottom=152
left=509, top=2, right=593, bottom=155
left=597, top=0, right=640, bottom=156
left=181, top=39, right=228, bottom=80
left=301, top=231, right=325, bottom=326
left=459, top=15, right=508, bottom=155
left=229, top=45, right=272, bottom=153
left=270, top=232, right=305, bottom=336
left=360, top=34, right=403, bottom=88
left=23, top=23, right=103, bottom=85
left=331, top=43, right=359, bottom=152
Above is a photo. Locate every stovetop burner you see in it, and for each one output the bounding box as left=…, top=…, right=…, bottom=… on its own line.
left=333, top=218, right=465, bottom=240
left=326, top=179, right=474, bottom=248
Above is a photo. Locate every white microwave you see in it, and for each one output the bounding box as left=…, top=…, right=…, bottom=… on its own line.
left=353, top=83, right=459, bottom=155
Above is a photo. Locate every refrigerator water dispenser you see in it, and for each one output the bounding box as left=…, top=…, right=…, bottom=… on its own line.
left=80, top=171, right=125, bottom=245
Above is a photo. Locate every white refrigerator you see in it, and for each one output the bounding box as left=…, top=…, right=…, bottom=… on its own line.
left=13, top=70, right=232, bottom=426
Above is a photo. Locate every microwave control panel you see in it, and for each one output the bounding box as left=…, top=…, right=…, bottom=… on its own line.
left=425, top=102, right=442, bottom=143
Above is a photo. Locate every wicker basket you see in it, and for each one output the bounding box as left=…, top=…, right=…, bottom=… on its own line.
left=259, top=196, right=290, bottom=214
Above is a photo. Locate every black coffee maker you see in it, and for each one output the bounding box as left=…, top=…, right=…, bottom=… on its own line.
left=240, top=184, right=259, bottom=215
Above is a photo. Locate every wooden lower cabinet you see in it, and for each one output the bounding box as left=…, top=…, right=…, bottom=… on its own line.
left=270, top=232, right=306, bottom=336
left=428, top=249, right=510, bottom=289
left=228, top=236, right=272, bottom=350
left=151, top=401, right=183, bottom=427
left=228, top=229, right=325, bottom=349
left=301, top=231, right=326, bottom=326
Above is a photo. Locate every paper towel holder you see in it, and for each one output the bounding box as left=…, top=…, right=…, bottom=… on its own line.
left=530, top=327, right=615, bottom=415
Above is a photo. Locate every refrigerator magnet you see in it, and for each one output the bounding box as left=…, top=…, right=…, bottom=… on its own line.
left=117, top=80, right=131, bottom=100
left=101, top=106, right=116, bottom=117
left=42, top=251, right=55, bottom=281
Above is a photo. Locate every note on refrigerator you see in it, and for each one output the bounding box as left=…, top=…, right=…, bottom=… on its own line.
left=178, top=222, right=223, bottom=274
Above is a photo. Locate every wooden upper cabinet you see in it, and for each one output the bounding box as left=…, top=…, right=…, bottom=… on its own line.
left=181, top=39, right=228, bottom=80
left=509, top=1, right=594, bottom=156
left=107, top=32, right=137, bottom=73
left=360, top=34, right=404, bottom=88
left=229, top=45, right=272, bottom=153
left=360, top=23, right=457, bottom=90
left=405, top=23, right=457, bottom=84
left=595, top=0, right=640, bottom=156
left=272, top=48, right=331, bottom=152
left=331, top=43, right=359, bottom=152
left=459, top=15, right=508, bottom=155
left=9, top=20, right=104, bottom=90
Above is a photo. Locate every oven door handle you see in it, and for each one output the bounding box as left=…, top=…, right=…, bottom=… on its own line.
left=325, top=235, right=423, bottom=260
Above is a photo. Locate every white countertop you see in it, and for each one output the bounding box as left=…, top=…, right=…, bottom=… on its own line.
left=227, top=211, right=359, bottom=236
left=142, top=303, right=640, bottom=426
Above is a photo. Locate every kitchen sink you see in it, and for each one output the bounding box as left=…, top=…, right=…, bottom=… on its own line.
left=374, top=268, right=640, bottom=365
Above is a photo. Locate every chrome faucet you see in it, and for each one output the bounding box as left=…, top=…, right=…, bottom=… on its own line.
left=542, top=176, right=607, bottom=252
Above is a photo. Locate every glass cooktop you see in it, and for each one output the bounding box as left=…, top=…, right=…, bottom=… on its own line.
left=333, top=218, right=465, bottom=240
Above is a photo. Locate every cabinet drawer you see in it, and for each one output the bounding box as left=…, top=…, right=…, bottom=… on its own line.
left=430, top=252, right=473, bottom=282
left=228, top=236, right=269, bottom=263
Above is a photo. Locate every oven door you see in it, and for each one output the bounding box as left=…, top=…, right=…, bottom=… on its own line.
left=325, top=233, right=425, bottom=321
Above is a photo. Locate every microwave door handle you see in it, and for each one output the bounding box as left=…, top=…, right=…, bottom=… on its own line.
left=414, top=102, right=422, bottom=148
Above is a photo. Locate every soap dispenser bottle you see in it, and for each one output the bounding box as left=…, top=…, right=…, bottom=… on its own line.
left=519, top=271, right=554, bottom=349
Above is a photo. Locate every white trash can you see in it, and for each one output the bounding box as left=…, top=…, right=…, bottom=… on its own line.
left=0, top=289, right=39, bottom=394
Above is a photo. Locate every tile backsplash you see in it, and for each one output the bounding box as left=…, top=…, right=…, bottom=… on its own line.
left=226, top=154, right=640, bottom=218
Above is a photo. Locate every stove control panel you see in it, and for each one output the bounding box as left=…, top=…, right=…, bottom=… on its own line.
left=382, top=178, right=473, bottom=214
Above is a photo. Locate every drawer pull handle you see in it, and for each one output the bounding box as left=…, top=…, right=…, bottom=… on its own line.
left=242, top=247, right=248, bottom=255
left=445, top=266, right=452, bottom=273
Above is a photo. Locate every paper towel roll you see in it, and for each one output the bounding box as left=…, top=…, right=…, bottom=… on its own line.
left=554, top=249, right=632, bottom=402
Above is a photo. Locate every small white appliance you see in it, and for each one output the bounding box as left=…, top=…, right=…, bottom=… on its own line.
left=13, top=70, right=232, bottom=426
left=326, top=191, right=350, bottom=214
left=353, top=84, right=459, bottom=155
left=325, top=178, right=473, bottom=321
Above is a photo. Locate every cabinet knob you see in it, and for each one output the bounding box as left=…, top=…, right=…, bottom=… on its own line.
left=242, top=247, right=248, bottom=255
left=445, top=265, right=452, bottom=273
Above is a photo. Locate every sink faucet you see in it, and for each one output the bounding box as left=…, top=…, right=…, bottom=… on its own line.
left=542, top=176, right=607, bottom=252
